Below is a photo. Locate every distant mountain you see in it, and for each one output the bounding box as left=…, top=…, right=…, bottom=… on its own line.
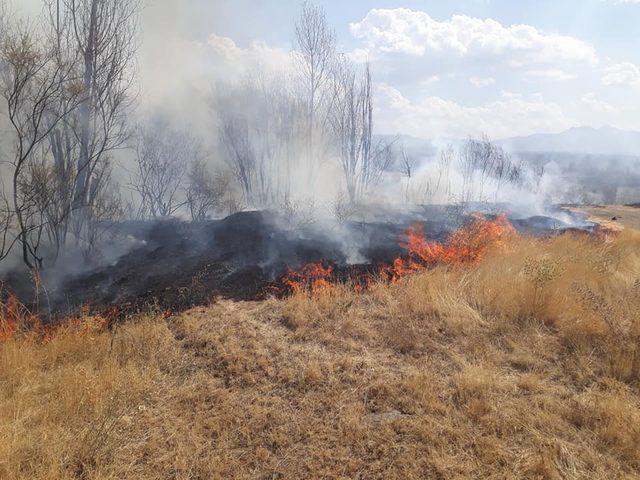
left=376, top=126, right=640, bottom=161
left=498, top=126, right=640, bottom=156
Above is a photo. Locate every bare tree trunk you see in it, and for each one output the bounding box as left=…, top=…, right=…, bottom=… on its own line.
left=295, top=2, right=335, bottom=189
left=330, top=59, right=392, bottom=203
left=0, top=22, right=79, bottom=270
left=73, top=0, right=98, bottom=216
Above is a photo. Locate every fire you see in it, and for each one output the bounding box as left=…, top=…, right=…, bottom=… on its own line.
left=275, top=214, right=516, bottom=295
left=383, top=213, right=516, bottom=281
left=280, top=261, right=335, bottom=295
left=0, top=214, right=518, bottom=336
left=0, top=294, right=117, bottom=343
left=0, top=293, right=42, bottom=341
left=0, top=294, right=20, bottom=341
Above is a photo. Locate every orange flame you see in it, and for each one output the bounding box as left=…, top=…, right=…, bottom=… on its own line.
left=280, top=261, right=335, bottom=295
left=0, top=294, right=116, bottom=343
left=0, top=293, right=44, bottom=341
left=383, top=213, right=516, bottom=281
left=276, top=213, right=516, bottom=295
left=0, top=294, right=20, bottom=341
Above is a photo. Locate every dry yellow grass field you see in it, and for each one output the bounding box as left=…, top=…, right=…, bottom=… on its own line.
left=1, top=230, right=640, bottom=479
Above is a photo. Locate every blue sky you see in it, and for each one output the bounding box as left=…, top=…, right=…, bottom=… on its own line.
left=201, top=0, right=640, bottom=63
left=16, top=0, right=640, bottom=139
left=187, top=0, right=640, bottom=138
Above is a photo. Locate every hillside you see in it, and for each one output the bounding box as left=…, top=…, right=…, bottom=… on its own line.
left=1, top=229, right=639, bottom=479
left=383, top=126, right=640, bottom=158
left=499, top=126, right=640, bottom=156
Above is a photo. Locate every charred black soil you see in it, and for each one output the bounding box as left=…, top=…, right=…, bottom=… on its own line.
left=1, top=207, right=593, bottom=319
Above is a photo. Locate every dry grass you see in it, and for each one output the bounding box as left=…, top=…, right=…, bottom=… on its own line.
left=1, top=230, right=640, bottom=479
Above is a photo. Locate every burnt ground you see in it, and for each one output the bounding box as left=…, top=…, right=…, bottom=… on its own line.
left=54, top=210, right=429, bottom=315
left=1, top=207, right=594, bottom=319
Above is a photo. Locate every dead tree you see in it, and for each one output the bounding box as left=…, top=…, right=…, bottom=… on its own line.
left=492, top=150, right=523, bottom=201
left=530, top=162, right=546, bottom=193
left=0, top=4, right=14, bottom=262
left=294, top=1, right=336, bottom=186
left=0, top=23, right=79, bottom=270
left=0, top=175, right=14, bottom=262
left=49, top=0, right=139, bottom=244
left=184, top=160, right=229, bottom=222
left=400, top=148, right=417, bottom=204
left=130, top=117, right=198, bottom=218
left=216, top=72, right=305, bottom=207
left=330, top=59, right=393, bottom=202
left=459, top=137, right=490, bottom=203
left=433, top=146, right=454, bottom=202
left=458, top=136, right=521, bottom=204
left=269, top=79, right=307, bottom=205
left=219, top=112, right=256, bottom=206
left=81, top=179, right=123, bottom=261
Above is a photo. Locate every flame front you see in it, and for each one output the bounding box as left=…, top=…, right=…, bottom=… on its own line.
left=383, top=213, right=516, bottom=280
left=276, top=214, right=516, bottom=295
left=0, top=214, right=518, bottom=336
left=0, top=294, right=120, bottom=343
left=280, top=262, right=335, bottom=295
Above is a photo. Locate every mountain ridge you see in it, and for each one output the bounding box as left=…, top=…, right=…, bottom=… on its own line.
left=498, top=125, right=640, bottom=156
left=379, top=126, right=640, bottom=157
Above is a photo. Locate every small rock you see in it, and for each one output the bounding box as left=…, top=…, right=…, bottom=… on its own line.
left=367, top=410, right=408, bottom=423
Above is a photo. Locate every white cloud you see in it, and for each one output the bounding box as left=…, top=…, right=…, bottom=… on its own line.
left=206, top=34, right=293, bottom=77
left=374, top=83, right=575, bottom=139
left=602, top=62, right=640, bottom=87
left=581, top=93, right=620, bottom=113
left=470, top=76, right=496, bottom=87
left=421, top=75, right=441, bottom=86
left=525, top=69, right=577, bottom=81
left=350, top=9, right=597, bottom=66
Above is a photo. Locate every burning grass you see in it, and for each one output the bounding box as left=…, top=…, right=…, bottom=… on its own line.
left=273, top=213, right=516, bottom=295
left=0, top=295, right=121, bottom=344
left=1, top=228, right=640, bottom=479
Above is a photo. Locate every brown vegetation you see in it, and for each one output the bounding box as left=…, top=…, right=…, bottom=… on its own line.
left=1, top=230, right=640, bottom=479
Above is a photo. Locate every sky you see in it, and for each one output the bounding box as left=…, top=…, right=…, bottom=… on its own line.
left=12, top=0, right=640, bottom=139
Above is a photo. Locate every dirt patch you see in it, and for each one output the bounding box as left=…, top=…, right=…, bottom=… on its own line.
left=568, top=204, right=640, bottom=231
